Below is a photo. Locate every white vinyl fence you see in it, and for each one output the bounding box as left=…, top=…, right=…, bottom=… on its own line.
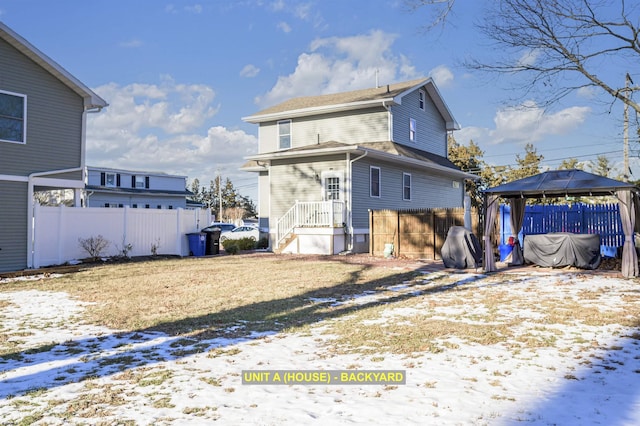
left=31, top=205, right=211, bottom=268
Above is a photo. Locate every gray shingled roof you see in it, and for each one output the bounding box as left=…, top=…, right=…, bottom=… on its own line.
left=244, top=140, right=463, bottom=173
left=248, top=78, right=428, bottom=117
left=484, top=169, right=638, bottom=198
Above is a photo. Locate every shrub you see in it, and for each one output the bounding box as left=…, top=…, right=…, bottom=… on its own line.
left=224, top=242, right=239, bottom=255
left=256, top=237, right=269, bottom=250
left=78, top=235, right=110, bottom=260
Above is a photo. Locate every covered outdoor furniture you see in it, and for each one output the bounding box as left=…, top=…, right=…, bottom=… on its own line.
left=483, top=169, right=640, bottom=278
left=441, top=226, right=482, bottom=269
left=524, top=233, right=601, bottom=269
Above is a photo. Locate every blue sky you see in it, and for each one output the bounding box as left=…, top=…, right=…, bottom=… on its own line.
left=1, top=1, right=635, bottom=201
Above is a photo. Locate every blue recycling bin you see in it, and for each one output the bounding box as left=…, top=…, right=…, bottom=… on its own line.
left=499, top=244, right=514, bottom=261
left=187, top=232, right=206, bottom=257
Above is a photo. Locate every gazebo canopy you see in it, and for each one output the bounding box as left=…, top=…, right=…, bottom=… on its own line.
left=484, top=169, right=637, bottom=199
left=482, top=169, right=640, bottom=278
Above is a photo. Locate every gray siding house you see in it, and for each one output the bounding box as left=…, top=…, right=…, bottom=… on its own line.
left=242, top=78, right=475, bottom=254
left=84, top=166, right=192, bottom=210
left=0, top=22, right=107, bottom=272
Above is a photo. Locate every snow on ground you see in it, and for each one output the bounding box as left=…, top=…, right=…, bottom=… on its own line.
left=1, top=270, right=640, bottom=425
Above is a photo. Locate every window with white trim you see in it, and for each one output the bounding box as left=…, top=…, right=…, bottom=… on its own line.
left=409, top=118, right=416, bottom=142
left=135, top=175, right=146, bottom=188
left=370, top=166, right=381, bottom=198
left=105, top=173, right=117, bottom=187
left=403, top=173, right=412, bottom=201
left=278, top=119, right=291, bottom=149
left=0, top=91, right=26, bottom=144
left=419, top=89, right=425, bottom=110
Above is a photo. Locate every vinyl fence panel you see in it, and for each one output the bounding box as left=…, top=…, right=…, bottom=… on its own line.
left=32, top=205, right=210, bottom=268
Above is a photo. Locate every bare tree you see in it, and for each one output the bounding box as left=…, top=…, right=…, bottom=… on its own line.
left=411, top=0, right=640, bottom=113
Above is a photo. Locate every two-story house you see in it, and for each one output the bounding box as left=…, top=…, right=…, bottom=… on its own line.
left=0, top=22, right=107, bottom=272
left=242, top=78, right=475, bottom=254
left=84, top=166, right=193, bottom=210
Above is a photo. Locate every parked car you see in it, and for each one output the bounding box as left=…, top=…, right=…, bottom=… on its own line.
left=202, top=222, right=236, bottom=233
left=220, top=225, right=259, bottom=242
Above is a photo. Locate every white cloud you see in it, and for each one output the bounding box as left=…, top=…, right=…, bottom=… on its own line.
left=270, top=0, right=285, bottom=11
left=429, top=65, right=454, bottom=88
left=240, top=64, right=260, bottom=78
left=517, top=49, right=541, bottom=67
left=185, top=4, right=203, bottom=14
left=577, top=86, right=598, bottom=99
left=459, top=101, right=591, bottom=147
left=119, top=39, right=143, bottom=48
left=277, top=21, right=292, bottom=33
left=86, top=78, right=258, bottom=196
left=255, top=30, right=419, bottom=107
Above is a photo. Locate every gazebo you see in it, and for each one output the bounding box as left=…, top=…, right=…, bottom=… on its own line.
left=483, top=169, right=640, bottom=278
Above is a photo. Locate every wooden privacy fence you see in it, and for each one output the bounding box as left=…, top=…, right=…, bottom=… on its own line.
left=369, top=207, right=481, bottom=259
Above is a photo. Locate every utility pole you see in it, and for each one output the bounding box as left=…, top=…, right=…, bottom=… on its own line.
left=218, top=172, right=223, bottom=221
left=623, top=73, right=631, bottom=182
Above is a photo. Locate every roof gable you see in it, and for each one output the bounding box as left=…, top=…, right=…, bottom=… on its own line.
left=243, top=78, right=458, bottom=129
left=0, top=22, right=107, bottom=110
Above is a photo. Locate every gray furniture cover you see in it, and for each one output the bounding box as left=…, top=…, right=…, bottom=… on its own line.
left=523, top=233, right=601, bottom=269
left=441, top=226, right=482, bottom=269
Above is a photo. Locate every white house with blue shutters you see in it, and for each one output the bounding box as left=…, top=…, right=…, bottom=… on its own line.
left=84, top=166, right=193, bottom=210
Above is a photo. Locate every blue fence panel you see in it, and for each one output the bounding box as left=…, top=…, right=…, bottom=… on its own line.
left=500, top=203, right=624, bottom=249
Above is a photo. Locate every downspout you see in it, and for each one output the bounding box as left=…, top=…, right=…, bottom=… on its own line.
left=347, top=150, right=368, bottom=251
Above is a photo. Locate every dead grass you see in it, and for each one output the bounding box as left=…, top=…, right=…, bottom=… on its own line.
left=1, top=254, right=639, bottom=358
left=0, top=254, right=422, bottom=337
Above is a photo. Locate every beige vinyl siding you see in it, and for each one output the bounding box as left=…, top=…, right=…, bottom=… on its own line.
left=0, top=37, right=85, bottom=176
left=0, top=181, right=28, bottom=272
left=269, top=155, right=346, bottom=219
left=257, top=107, right=389, bottom=153
left=391, top=89, right=447, bottom=156
left=350, top=159, right=464, bottom=228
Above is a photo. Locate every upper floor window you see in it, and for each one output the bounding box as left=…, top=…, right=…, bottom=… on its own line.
left=409, top=118, right=416, bottom=142
left=370, top=166, right=381, bottom=198
left=134, top=175, right=147, bottom=188
left=278, top=119, right=291, bottom=149
left=419, top=90, right=425, bottom=110
left=105, top=173, right=117, bottom=187
left=0, top=91, right=26, bottom=144
left=403, top=173, right=412, bottom=201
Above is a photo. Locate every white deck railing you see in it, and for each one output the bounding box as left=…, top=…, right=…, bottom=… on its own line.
left=276, top=200, right=345, bottom=247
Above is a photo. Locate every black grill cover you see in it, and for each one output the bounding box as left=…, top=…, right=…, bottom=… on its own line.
left=523, top=233, right=601, bottom=269
left=441, top=226, right=482, bottom=269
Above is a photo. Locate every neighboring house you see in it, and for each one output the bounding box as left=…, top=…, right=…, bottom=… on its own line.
left=0, top=22, right=107, bottom=272
left=242, top=78, right=476, bottom=254
left=84, top=166, right=193, bottom=210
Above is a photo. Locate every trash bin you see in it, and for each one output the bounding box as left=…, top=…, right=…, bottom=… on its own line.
left=187, top=232, right=206, bottom=257
left=499, top=244, right=514, bottom=262
left=202, top=227, right=222, bottom=255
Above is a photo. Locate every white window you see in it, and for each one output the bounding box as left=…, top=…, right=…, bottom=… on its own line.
left=324, top=176, right=340, bottom=201
left=135, top=175, right=146, bottom=188
left=419, top=90, right=425, bottom=110
left=403, top=173, right=412, bottom=201
left=278, top=119, right=291, bottom=149
left=0, top=90, right=26, bottom=144
left=370, top=166, right=381, bottom=198
left=105, top=173, right=117, bottom=187
left=409, top=118, right=416, bottom=142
